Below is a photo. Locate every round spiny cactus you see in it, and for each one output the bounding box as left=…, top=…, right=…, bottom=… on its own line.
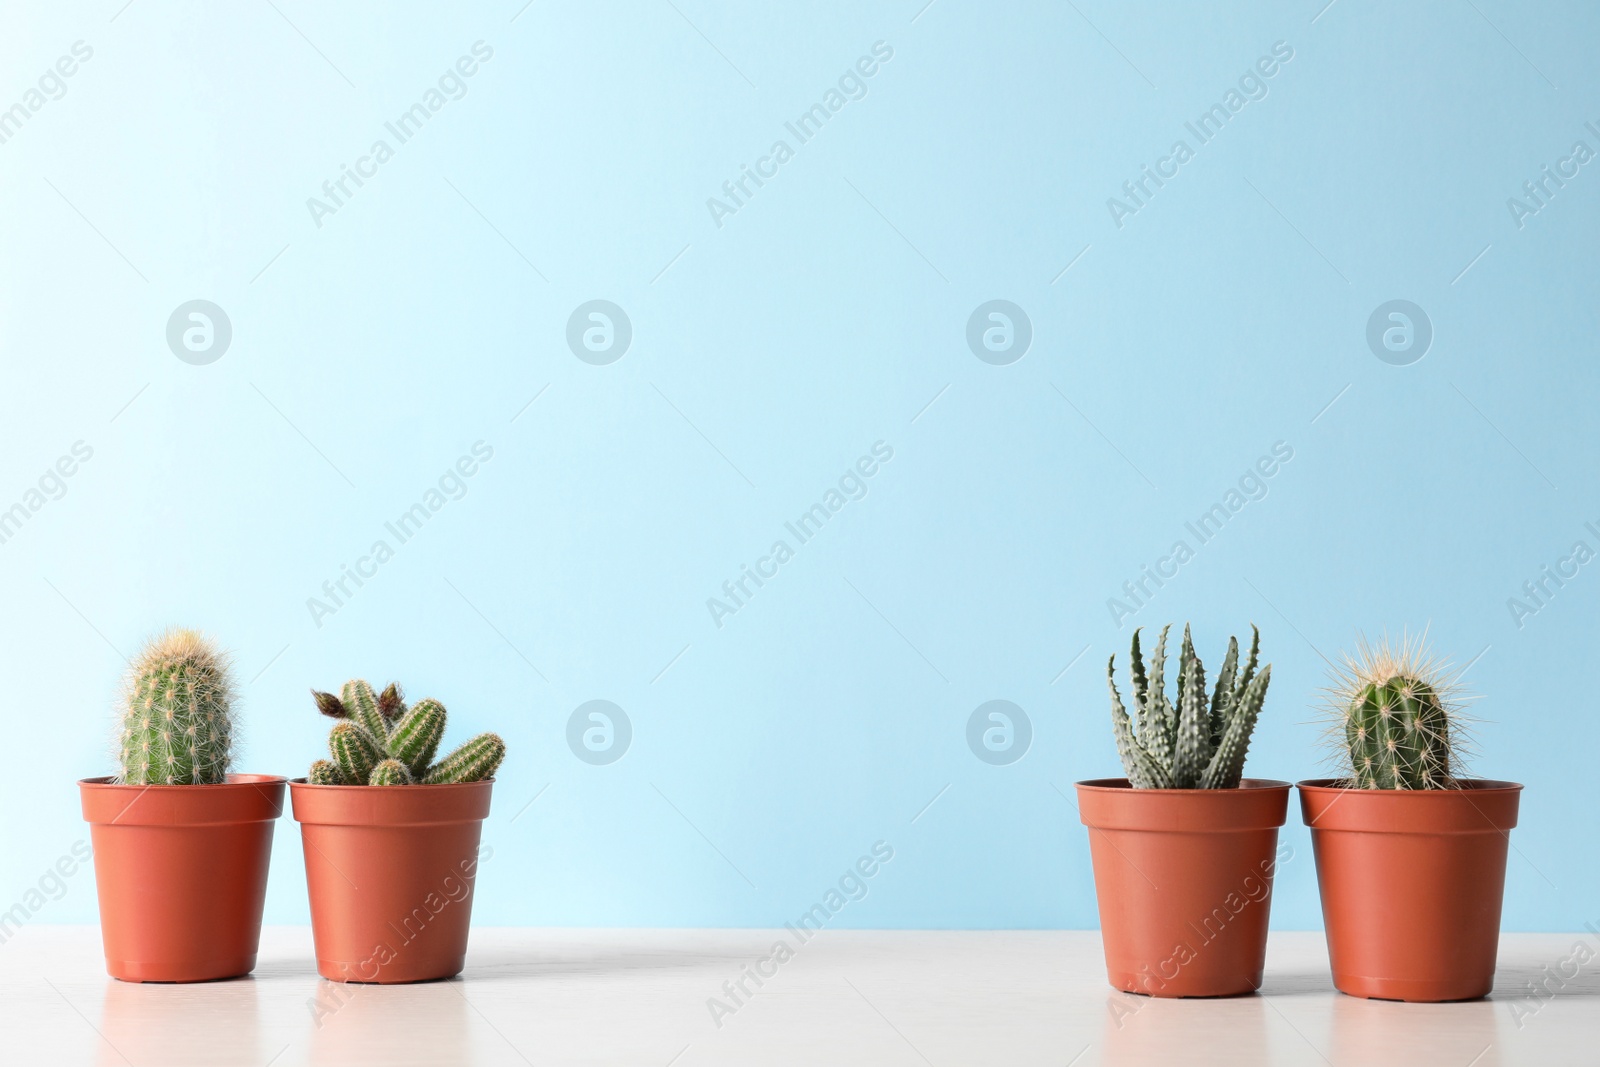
left=1323, top=632, right=1470, bottom=790
left=118, top=629, right=237, bottom=785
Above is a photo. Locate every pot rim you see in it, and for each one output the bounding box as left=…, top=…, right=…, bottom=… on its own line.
left=287, top=776, right=497, bottom=789
left=1297, top=778, right=1521, bottom=833
left=1296, top=777, right=1523, bottom=794
left=1075, top=777, right=1292, bottom=794
left=78, top=773, right=288, bottom=789
left=79, top=774, right=287, bottom=826
left=289, top=776, right=494, bottom=826
left=1075, top=778, right=1291, bottom=831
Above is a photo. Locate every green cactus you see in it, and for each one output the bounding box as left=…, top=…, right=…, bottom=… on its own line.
left=342, top=679, right=389, bottom=744
left=1326, top=633, right=1465, bottom=789
left=1108, top=624, right=1271, bottom=789
left=390, top=698, right=446, bottom=777
left=369, top=759, right=414, bottom=786
left=330, top=721, right=382, bottom=785
left=423, top=733, right=506, bottom=784
left=307, top=681, right=504, bottom=786
left=308, top=759, right=343, bottom=785
left=117, top=629, right=237, bottom=785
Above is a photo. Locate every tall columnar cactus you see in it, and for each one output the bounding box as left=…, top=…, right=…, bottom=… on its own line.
left=1108, top=624, right=1271, bottom=789
left=309, top=681, right=504, bottom=786
left=118, top=629, right=237, bottom=785
left=1325, top=632, right=1466, bottom=789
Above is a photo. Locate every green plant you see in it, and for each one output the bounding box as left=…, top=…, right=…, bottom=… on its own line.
left=117, top=629, right=237, bottom=785
left=1323, top=632, right=1468, bottom=789
left=309, top=680, right=504, bottom=785
left=1106, top=623, right=1271, bottom=789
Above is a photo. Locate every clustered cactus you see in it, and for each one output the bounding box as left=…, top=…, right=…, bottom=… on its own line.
left=1107, top=624, right=1271, bottom=789
left=308, top=680, right=504, bottom=785
left=1324, top=632, right=1467, bottom=789
left=117, top=629, right=237, bottom=785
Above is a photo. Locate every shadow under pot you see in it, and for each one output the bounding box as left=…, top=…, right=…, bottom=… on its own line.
left=1076, top=778, right=1291, bottom=997
left=290, top=778, right=493, bottom=983
left=79, top=774, right=286, bottom=982
left=1298, top=778, right=1522, bottom=1002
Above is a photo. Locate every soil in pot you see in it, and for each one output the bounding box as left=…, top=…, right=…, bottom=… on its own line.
left=290, top=778, right=493, bottom=983
left=79, top=774, right=286, bottom=982
left=1299, top=778, right=1522, bottom=1002
left=1077, top=778, right=1291, bottom=998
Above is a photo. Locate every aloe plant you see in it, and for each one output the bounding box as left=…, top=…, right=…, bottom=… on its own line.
left=1107, top=624, right=1271, bottom=789
left=309, top=680, right=503, bottom=785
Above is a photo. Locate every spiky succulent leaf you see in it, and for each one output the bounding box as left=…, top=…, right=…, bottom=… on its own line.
left=1110, top=658, right=1171, bottom=788
left=330, top=721, right=382, bottom=785
left=1127, top=629, right=1149, bottom=733
left=1202, top=666, right=1270, bottom=789
left=1171, top=648, right=1210, bottom=788
left=1233, top=625, right=1260, bottom=707
left=1209, top=635, right=1239, bottom=747
left=1144, top=624, right=1176, bottom=763
left=423, top=733, right=505, bottom=784
left=308, top=759, right=344, bottom=785
left=390, top=698, right=446, bottom=777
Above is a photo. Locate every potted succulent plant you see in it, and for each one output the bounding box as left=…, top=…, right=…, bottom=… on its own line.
left=1076, top=624, right=1288, bottom=997
left=290, top=680, right=505, bottom=983
left=1299, top=633, right=1521, bottom=1001
left=78, top=629, right=286, bottom=982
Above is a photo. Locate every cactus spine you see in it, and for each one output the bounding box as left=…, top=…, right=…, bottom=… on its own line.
left=118, top=629, right=237, bottom=785
left=1108, top=624, right=1271, bottom=789
left=1326, top=632, right=1465, bottom=789
left=308, top=680, right=504, bottom=786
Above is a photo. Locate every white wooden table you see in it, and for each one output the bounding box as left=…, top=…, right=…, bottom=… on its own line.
left=0, top=927, right=1588, bottom=1065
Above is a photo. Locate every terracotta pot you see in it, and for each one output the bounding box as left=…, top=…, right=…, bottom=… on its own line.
left=290, top=779, right=493, bottom=983
left=1076, top=778, right=1291, bottom=997
left=1298, top=778, right=1522, bottom=1002
left=79, top=774, right=286, bottom=982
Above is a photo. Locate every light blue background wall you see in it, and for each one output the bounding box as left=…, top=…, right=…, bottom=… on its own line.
left=1, top=0, right=1594, bottom=931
